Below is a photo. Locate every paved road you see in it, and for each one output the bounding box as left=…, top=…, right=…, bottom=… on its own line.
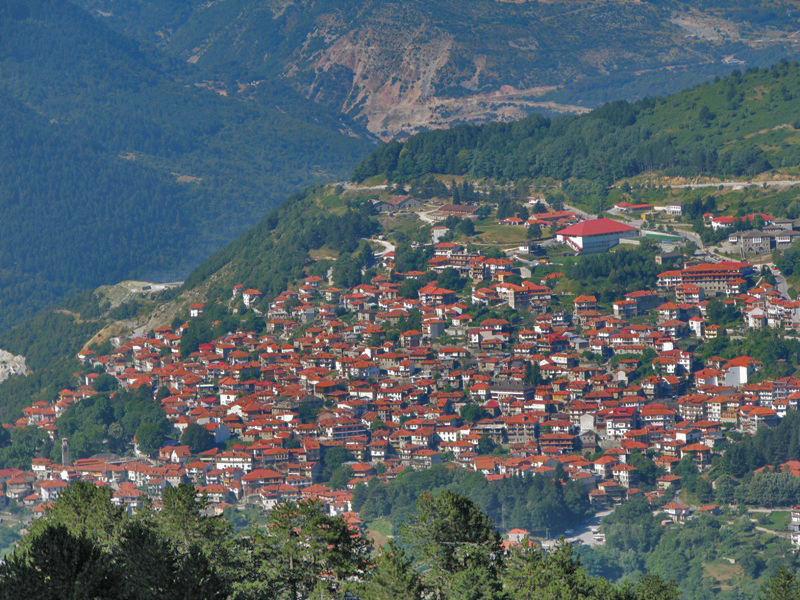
left=566, top=509, right=614, bottom=547
left=337, top=182, right=388, bottom=192
left=767, top=265, right=790, bottom=299
left=664, top=180, right=800, bottom=190
left=367, top=238, right=396, bottom=256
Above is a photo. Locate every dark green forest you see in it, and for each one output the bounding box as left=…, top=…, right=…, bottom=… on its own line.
left=0, top=482, right=690, bottom=600
left=0, top=0, right=373, bottom=330
left=352, top=464, right=592, bottom=537
left=354, top=61, right=800, bottom=190
left=184, top=185, right=380, bottom=304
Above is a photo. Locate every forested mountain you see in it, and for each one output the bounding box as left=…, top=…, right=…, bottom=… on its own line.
left=4, top=0, right=800, bottom=332
left=354, top=61, right=800, bottom=186
left=165, top=62, right=800, bottom=316
left=73, top=0, right=800, bottom=138
left=0, top=0, right=373, bottom=330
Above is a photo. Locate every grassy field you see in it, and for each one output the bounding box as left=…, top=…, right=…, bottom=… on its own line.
left=755, top=510, right=791, bottom=532
left=643, top=232, right=683, bottom=242
left=704, top=559, right=743, bottom=593
left=476, top=223, right=529, bottom=244
left=367, top=517, right=394, bottom=549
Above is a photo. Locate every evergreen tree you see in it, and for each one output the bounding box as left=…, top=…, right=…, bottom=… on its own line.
left=360, top=541, right=424, bottom=600
left=403, top=490, right=502, bottom=597
left=255, top=499, right=371, bottom=598
left=181, top=423, right=216, bottom=454
left=451, top=179, right=461, bottom=204
left=761, top=567, right=800, bottom=600
left=0, top=525, right=118, bottom=600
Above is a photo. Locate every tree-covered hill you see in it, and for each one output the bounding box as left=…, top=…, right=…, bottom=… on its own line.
left=183, top=184, right=379, bottom=303
left=176, top=61, right=800, bottom=310
left=0, top=0, right=374, bottom=330
left=353, top=61, right=800, bottom=184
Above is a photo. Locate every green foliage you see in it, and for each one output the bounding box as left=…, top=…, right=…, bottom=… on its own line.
left=0, top=308, right=101, bottom=427
left=23, top=482, right=125, bottom=551
left=626, top=452, right=661, bottom=489
left=0, top=524, right=119, bottom=600
left=699, top=329, right=800, bottom=381
left=460, top=403, right=488, bottom=423
left=717, top=409, right=800, bottom=479
left=436, top=267, right=468, bottom=292
left=8, top=481, right=229, bottom=600
left=297, top=399, right=323, bottom=425
left=180, top=423, right=215, bottom=454
left=355, top=64, right=800, bottom=189
left=735, top=473, right=800, bottom=507
left=706, top=298, right=741, bottom=326
left=0, top=427, right=52, bottom=471
left=403, top=490, right=503, bottom=597
left=1, top=481, right=685, bottom=599
left=477, top=435, right=497, bottom=455
left=761, top=566, right=800, bottom=600
left=157, top=484, right=232, bottom=558
left=91, top=374, right=119, bottom=393
left=503, top=542, right=623, bottom=599
left=321, top=446, right=355, bottom=483
left=776, top=237, right=800, bottom=277
left=359, top=540, right=424, bottom=600
left=0, top=1, right=373, bottom=330
left=582, top=507, right=800, bottom=599
left=602, top=496, right=663, bottom=574
left=394, top=241, right=432, bottom=273
left=179, top=303, right=239, bottom=357
left=358, top=465, right=591, bottom=537
left=54, top=387, right=172, bottom=460
left=328, top=465, right=354, bottom=490
left=184, top=186, right=379, bottom=305
left=567, top=243, right=660, bottom=302
left=235, top=499, right=371, bottom=599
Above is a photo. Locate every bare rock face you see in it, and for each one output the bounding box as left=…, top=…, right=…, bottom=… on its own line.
left=78, top=0, right=800, bottom=139
left=0, top=349, right=27, bottom=384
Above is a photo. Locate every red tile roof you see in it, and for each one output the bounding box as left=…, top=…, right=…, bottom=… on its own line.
left=557, top=218, right=637, bottom=237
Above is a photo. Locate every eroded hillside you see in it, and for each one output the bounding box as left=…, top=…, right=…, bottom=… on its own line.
left=77, top=0, right=800, bottom=138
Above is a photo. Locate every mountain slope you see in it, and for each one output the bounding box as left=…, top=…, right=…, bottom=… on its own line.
left=74, top=0, right=800, bottom=138
left=353, top=61, right=800, bottom=187
left=174, top=61, right=800, bottom=304
left=0, top=0, right=374, bottom=330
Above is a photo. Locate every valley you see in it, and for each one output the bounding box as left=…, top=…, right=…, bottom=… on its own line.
left=6, top=3, right=800, bottom=597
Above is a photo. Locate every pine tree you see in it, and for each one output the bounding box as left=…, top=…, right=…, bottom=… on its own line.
left=361, top=541, right=424, bottom=600
left=403, top=490, right=502, bottom=596
left=452, top=179, right=461, bottom=204
left=760, top=566, right=800, bottom=600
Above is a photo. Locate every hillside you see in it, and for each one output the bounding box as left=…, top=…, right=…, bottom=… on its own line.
left=353, top=61, right=800, bottom=193
left=8, top=58, right=800, bottom=598
left=0, top=0, right=373, bottom=331
left=74, top=0, right=800, bottom=138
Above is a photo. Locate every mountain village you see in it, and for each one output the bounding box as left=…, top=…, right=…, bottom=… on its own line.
left=6, top=191, right=800, bottom=550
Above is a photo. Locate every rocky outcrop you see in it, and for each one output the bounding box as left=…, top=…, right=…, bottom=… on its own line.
left=0, top=349, right=27, bottom=384
left=79, top=0, right=800, bottom=139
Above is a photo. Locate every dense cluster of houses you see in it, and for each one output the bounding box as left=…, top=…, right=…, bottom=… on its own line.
left=3, top=218, right=799, bottom=530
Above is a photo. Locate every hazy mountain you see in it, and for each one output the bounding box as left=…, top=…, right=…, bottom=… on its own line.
left=75, top=0, right=800, bottom=138
left=0, top=0, right=374, bottom=329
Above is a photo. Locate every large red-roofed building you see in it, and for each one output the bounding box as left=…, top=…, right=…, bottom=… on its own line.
left=557, top=218, right=638, bottom=253
left=657, top=261, right=753, bottom=296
